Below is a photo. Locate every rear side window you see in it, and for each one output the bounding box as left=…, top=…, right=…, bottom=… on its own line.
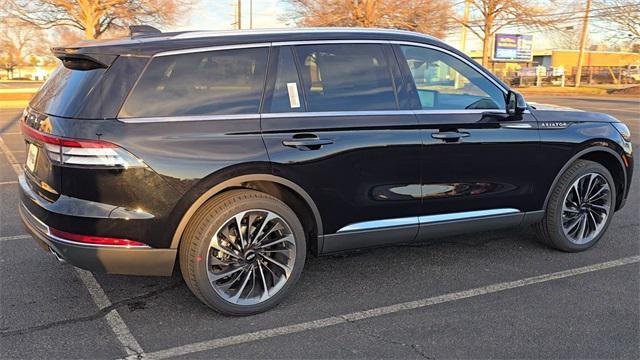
left=120, top=47, right=269, bottom=118
left=264, top=47, right=304, bottom=113
left=294, top=44, right=398, bottom=112
left=30, top=66, right=106, bottom=117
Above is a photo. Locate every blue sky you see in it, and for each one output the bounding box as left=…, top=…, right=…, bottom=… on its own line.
left=171, top=0, right=616, bottom=52
left=174, top=0, right=292, bottom=31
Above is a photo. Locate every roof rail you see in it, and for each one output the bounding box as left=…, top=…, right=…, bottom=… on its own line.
left=129, top=25, right=162, bottom=38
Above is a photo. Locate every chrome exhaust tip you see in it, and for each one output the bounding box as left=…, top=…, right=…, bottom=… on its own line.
left=49, top=247, right=67, bottom=264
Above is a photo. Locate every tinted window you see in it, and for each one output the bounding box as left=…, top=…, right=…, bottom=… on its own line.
left=30, top=65, right=106, bottom=117
left=399, top=46, right=505, bottom=110
left=294, top=44, right=397, bottom=112
left=120, top=48, right=268, bottom=118
left=266, top=47, right=304, bottom=113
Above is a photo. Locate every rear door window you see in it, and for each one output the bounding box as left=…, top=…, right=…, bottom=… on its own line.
left=294, top=44, right=398, bottom=112
left=120, top=47, right=269, bottom=118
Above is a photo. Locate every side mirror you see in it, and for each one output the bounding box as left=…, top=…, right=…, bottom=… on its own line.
left=506, top=90, right=527, bottom=115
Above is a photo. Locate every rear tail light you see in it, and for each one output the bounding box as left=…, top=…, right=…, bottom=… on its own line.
left=49, top=228, right=148, bottom=247
left=21, top=122, right=143, bottom=167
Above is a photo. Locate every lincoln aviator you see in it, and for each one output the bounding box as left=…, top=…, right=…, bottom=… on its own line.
left=19, top=27, right=633, bottom=315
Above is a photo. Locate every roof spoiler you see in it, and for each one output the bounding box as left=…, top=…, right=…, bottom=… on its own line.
left=129, top=25, right=162, bottom=38
left=51, top=49, right=117, bottom=70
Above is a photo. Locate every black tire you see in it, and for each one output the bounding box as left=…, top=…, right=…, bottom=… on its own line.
left=179, top=189, right=306, bottom=315
left=535, top=160, right=616, bottom=252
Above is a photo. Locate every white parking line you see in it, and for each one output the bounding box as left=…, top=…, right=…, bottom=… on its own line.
left=0, top=180, right=18, bottom=185
left=0, top=234, right=31, bottom=241
left=0, top=137, right=22, bottom=174
left=75, top=269, right=144, bottom=356
left=140, top=255, right=640, bottom=360
left=0, top=136, right=144, bottom=358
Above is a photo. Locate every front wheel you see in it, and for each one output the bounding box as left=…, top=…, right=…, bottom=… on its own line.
left=536, top=160, right=616, bottom=252
left=179, top=189, right=306, bottom=315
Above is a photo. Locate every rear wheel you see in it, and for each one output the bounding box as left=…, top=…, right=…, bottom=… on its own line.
left=536, top=160, right=616, bottom=252
left=179, top=189, right=306, bottom=315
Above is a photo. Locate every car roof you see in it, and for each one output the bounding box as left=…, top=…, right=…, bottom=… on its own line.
left=53, top=27, right=450, bottom=57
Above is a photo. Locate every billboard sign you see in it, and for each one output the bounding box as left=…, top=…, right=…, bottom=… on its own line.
left=493, top=34, right=533, bottom=62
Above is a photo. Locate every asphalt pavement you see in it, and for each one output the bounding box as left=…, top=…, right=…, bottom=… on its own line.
left=1, top=96, right=638, bottom=359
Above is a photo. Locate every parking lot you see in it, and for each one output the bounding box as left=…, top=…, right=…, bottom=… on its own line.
left=1, top=96, right=639, bottom=359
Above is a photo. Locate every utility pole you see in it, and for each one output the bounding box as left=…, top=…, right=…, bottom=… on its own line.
left=237, top=0, right=242, bottom=30
left=249, top=0, right=253, bottom=29
left=459, top=0, right=470, bottom=53
left=575, top=0, right=591, bottom=87
left=455, top=0, right=471, bottom=89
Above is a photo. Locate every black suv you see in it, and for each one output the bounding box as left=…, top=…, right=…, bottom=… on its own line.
left=19, top=27, right=633, bottom=315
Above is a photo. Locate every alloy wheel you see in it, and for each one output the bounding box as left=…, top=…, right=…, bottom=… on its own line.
left=561, top=172, right=612, bottom=245
left=207, top=209, right=296, bottom=306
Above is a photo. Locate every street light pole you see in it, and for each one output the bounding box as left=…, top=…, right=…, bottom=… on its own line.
left=575, top=0, right=592, bottom=87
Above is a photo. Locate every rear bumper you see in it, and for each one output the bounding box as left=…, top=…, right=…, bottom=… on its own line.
left=19, top=182, right=176, bottom=276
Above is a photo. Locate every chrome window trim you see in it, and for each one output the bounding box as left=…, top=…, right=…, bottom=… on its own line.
left=120, top=109, right=531, bottom=123
left=120, top=37, right=515, bottom=123
left=262, top=110, right=415, bottom=119
left=154, top=42, right=271, bottom=57
left=336, top=208, right=520, bottom=233
left=272, top=39, right=390, bottom=46
left=269, top=39, right=507, bottom=94
left=118, top=114, right=260, bottom=123
left=390, top=40, right=508, bottom=94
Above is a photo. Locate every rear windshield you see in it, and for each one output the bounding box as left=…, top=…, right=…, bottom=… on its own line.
left=29, top=56, right=147, bottom=119
left=30, top=66, right=106, bottom=118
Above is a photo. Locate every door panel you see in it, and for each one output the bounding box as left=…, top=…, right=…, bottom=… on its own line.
left=261, top=44, right=422, bottom=251
left=262, top=113, right=422, bottom=236
left=417, top=112, right=541, bottom=216
left=394, top=44, right=542, bottom=235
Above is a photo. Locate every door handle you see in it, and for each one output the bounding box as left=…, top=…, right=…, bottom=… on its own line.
left=282, top=137, right=334, bottom=150
left=431, top=131, right=470, bottom=141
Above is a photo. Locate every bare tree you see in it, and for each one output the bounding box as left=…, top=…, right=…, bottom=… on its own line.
left=594, top=0, right=640, bottom=42
left=2, top=0, right=193, bottom=39
left=545, top=26, right=585, bottom=50
left=0, top=17, right=46, bottom=77
left=458, top=0, right=565, bottom=67
left=287, top=0, right=453, bottom=38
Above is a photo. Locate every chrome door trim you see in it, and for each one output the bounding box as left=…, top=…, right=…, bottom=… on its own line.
left=337, top=217, right=419, bottom=233
left=417, top=208, right=519, bottom=224
left=336, top=208, right=520, bottom=233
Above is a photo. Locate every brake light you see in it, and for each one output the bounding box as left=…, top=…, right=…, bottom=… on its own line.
left=21, top=122, right=143, bottom=167
left=50, top=228, right=148, bottom=247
